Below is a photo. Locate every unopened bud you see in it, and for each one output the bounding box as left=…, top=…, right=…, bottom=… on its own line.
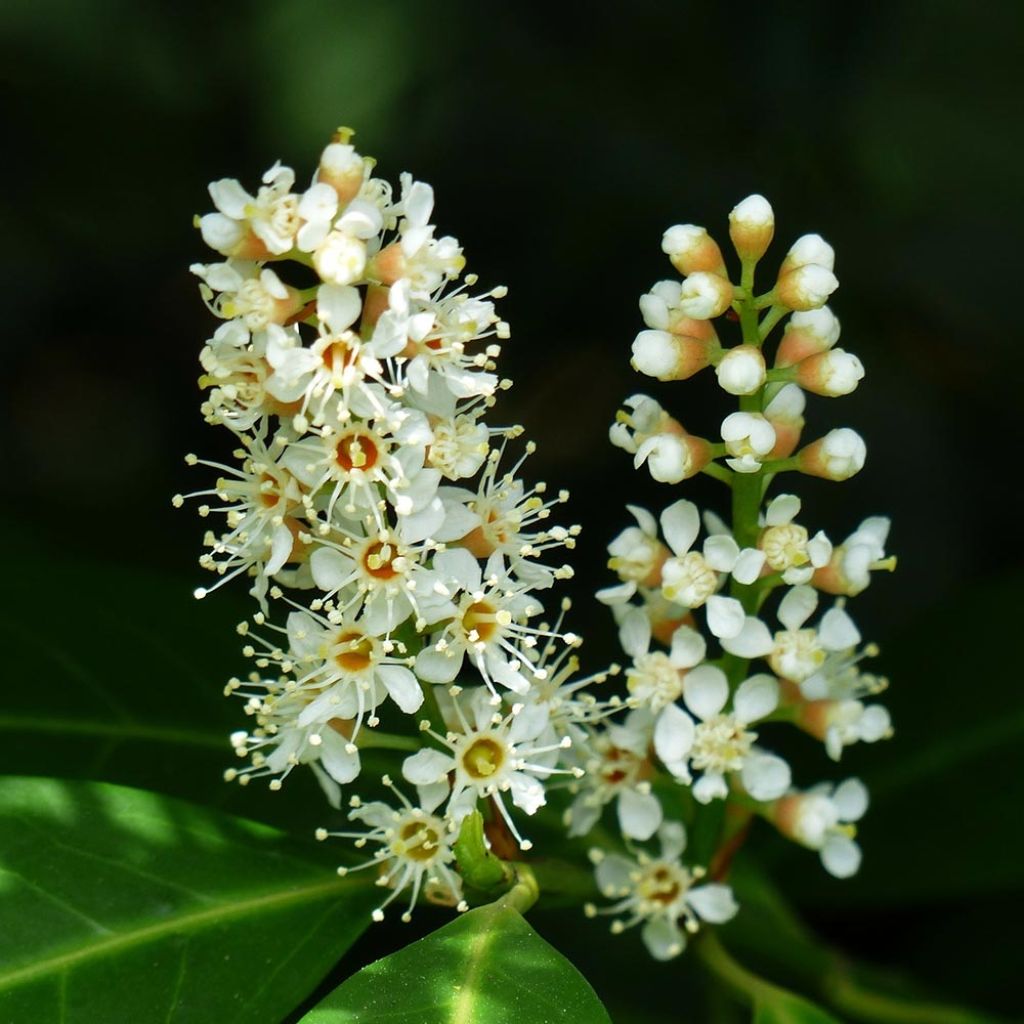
left=661, top=225, right=726, bottom=277
left=318, top=141, right=366, bottom=206
left=796, top=349, right=864, bottom=396
left=777, top=264, right=838, bottom=311
left=775, top=307, right=841, bottom=367
left=798, top=428, right=866, bottom=481
left=634, top=432, right=711, bottom=484
left=314, top=230, right=367, bottom=285
left=721, top=411, right=776, bottom=473
left=729, top=194, right=775, bottom=262
left=781, top=233, right=835, bottom=273
left=716, top=345, right=766, bottom=395
left=679, top=272, right=734, bottom=319
left=631, top=329, right=718, bottom=381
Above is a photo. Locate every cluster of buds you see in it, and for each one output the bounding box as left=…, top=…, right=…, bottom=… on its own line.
left=180, top=130, right=605, bottom=922
left=583, top=195, right=895, bottom=959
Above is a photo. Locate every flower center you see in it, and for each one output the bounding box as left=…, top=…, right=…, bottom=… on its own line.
left=336, top=431, right=380, bottom=472
left=761, top=524, right=809, bottom=571
left=392, top=815, right=444, bottom=864
left=661, top=552, right=717, bottom=608
left=460, top=735, right=507, bottom=780
left=599, top=745, right=644, bottom=789
left=636, top=862, right=688, bottom=907
left=361, top=539, right=400, bottom=580
left=626, top=652, right=683, bottom=710
left=770, top=628, right=825, bottom=682
left=690, top=714, right=754, bottom=774
left=461, top=600, right=501, bottom=644
left=333, top=630, right=376, bottom=672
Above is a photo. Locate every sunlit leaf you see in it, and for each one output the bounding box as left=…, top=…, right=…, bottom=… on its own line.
left=0, top=777, right=376, bottom=1023
left=298, top=900, right=612, bottom=1023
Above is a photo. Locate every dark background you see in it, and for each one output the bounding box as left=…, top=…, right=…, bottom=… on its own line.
left=3, top=1, right=1022, bottom=1019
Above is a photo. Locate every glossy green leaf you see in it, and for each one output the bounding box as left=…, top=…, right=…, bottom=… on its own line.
left=299, top=901, right=612, bottom=1023
left=0, top=777, right=376, bottom=1023
left=0, top=550, right=334, bottom=829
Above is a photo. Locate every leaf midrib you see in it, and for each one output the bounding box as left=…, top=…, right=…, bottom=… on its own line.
left=0, top=874, right=360, bottom=992
left=0, top=714, right=225, bottom=750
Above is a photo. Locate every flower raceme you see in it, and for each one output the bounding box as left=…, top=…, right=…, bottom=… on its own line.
left=587, top=194, right=896, bottom=959
left=182, top=129, right=594, bottom=923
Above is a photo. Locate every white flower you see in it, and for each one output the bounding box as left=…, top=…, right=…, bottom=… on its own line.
left=815, top=516, right=894, bottom=596
left=768, top=586, right=861, bottom=683
left=678, top=272, right=733, bottom=319
left=619, top=611, right=706, bottom=713
left=402, top=689, right=569, bottom=849
left=652, top=665, right=789, bottom=803
left=586, top=822, right=738, bottom=960
left=716, top=345, right=766, bottom=396
left=319, top=778, right=465, bottom=921
left=204, top=162, right=299, bottom=256
left=728, top=194, right=774, bottom=262
left=596, top=505, right=669, bottom=605
left=567, top=710, right=662, bottom=841
left=757, top=493, right=832, bottom=584
left=773, top=778, right=868, bottom=878
left=721, top=411, right=776, bottom=473
left=314, top=229, right=368, bottom=285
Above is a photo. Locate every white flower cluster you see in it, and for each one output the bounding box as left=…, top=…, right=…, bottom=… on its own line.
left=181, top=130, right=596, bottom=921
left=583, top=194, right=896, bottom=959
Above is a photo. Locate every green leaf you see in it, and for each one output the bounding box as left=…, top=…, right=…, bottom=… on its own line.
left=0, top=551, right=334, bottom=829
left=298, top=901, right=612, bottom=1023
left=0, top=776, right=376, bottom=1023
left=753, top=991, right=841, bottom=1023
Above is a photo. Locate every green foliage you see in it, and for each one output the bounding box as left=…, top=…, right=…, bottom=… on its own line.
left=752, top=993, right=841, bottom=1023
left=0, top=777, right=376, bottom=1023
left=298, top=901, right=612, bottom=1024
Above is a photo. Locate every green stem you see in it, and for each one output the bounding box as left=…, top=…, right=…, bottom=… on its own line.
left=497, top=864, right=540, bottom=914
left=758, top=304, right=787, bottom=341
left=702, top=462, right=734, bottom=487
left=825, top=972, right=1002, bottom=1024
left=358, top=730, right=422, bottom=752
left=696, top=932, right=776, bottom=1006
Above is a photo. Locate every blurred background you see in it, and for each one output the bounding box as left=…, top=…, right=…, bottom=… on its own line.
left=2, top=0, right=1022, bottom=1018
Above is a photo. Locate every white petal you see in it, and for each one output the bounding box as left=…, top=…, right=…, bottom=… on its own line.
left=703, top=534, right=740, bottom=572
left=765, top=493, right=801, bottom=527
left=319, top=729, right=361, bottom=784
left=683, top=665, right=729, bottom=720
left=653, top=704, right=696, bottom=765
left=433, top=547, right=482, bottom=591
left=627, top=504, right=658, bottom=537
left=732, top=547, right=766, bottom=585
left=706, top=595, right=745, bottom=639
left=509, top=772, right=546, bottom=815
left=377, top=665, right=424, bottom=714
left=310, top=547, right=351, bottom=591
left=833, top=778, right=869, bottom=821
left=595, top=853, right=635, bottom=896
left=687, top=884, right=739, bottom=923
left=415, top=645, right=463, bottom=684
left=417, top=780, right=451, bottom=814
left=617, top=788, right=663, bottom=841
left=733, top=674, right=779, bottom=723
left=658, top=820, right=688, bottom=861
left=693, top=772, right=728, bottom=804
left=317, top=283, right=362, bottom=332
left=721, top=616, right=775, bottom=658
left=778, top=585, right=818, bottom=631
left=618, top=608, right=652, bottom=659
left=642, top=917, right=686, bottom=961
left=402, top=747, right=452, bottom=786
left=660, top=499, right=700, bottom=556
left=669, top=625, right=706, bottom=668
left=819, top=607, right=862, bottom=650
left=741, top=752, right=791, bottom=801
left=822, top=835, right=862, bottom=878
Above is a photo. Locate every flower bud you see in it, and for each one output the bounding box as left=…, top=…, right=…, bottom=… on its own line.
left=661, top=225, right=726, bottom=277
left=677, top=272, right=734, bottom=319
left=631, top=329, right=718, bottom=381
left=729, top=194, right=775, bottom=262
left=798, top=428, right=866, bottom=481
left=780, top=233, right=835, bottom=274
left=318, top=140, right=366, bottom=206
left=764, top=384, right=805, bottom=458
left=795, top=349, right=865, bottom=396
left=721, top=412, right=776, bottom=473
left=314, top=230, right=367, bottom=285
left=775, top=307, right=841, bottom=367
left=634, top=432, right=712, bottom=484
left=716, top=345, right=766, bottom=396
left=777, top=264, right=839, bottom=311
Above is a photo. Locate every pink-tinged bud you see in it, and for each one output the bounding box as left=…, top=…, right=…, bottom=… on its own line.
left=369, top=241, right=406, bottom=285
left=729, top=194, right=775, bottom=262
left=634, top=431, right=712, bottom=484
left=314, top=230, right=368, bottom=285
left=764, top=383, right=805, bottom=457
left=661, top=225, right=727, bottom=276
left=780, top=233, right=835, bottom=274
left=716, top=344, right=766, bottom=395
left=678, top=272, right=734, bottom=319
left=777, top=264, right=839, bottom=311
left=798, top=428, right=866, bottom=481
left=795, top=349, right=864, bottom=396
left=775, top=307, right=841, bottom=367
left=652, top=609, right=696, bottom=647
left=631, top=329, right=718, bottom=381
left=360, top=284, right=391, bottom=334
left=318, top=139, right=366, bottom=206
